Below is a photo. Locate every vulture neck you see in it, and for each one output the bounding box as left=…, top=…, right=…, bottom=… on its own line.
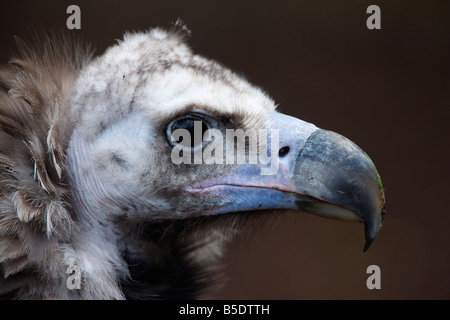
left=65, top=129, right=223, bottom=299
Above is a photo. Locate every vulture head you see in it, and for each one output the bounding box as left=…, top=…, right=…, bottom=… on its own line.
left=0, top=27, right=385, bottom=299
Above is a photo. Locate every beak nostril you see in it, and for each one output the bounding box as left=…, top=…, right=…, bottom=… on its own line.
left=278, top=146, right=290, bottom=158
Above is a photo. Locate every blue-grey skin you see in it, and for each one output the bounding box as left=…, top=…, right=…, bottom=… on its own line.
left=193, top=112, right=385, bottom=251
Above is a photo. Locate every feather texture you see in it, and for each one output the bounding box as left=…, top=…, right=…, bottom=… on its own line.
left=0, top=31, right=92, bottom=298
left=0, top=27, right=277, bottom=299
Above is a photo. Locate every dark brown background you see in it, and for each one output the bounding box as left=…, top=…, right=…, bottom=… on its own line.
left=1, top=0, right=449, bottom=299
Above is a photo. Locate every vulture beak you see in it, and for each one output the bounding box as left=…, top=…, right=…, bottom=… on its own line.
left=188, top=112, right=386, bottom=251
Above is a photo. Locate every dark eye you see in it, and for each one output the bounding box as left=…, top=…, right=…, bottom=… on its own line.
left=166, top=113, right=215, bottom=149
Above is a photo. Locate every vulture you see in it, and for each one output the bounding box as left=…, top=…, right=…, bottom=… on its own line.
left=0, top=26, right=386, bottom=299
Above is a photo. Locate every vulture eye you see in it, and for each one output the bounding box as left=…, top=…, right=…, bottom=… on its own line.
left=166, top=113, right=216, bottom=150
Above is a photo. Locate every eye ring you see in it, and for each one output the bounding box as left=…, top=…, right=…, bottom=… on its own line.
left=166, top=112, right=217, bottom=151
